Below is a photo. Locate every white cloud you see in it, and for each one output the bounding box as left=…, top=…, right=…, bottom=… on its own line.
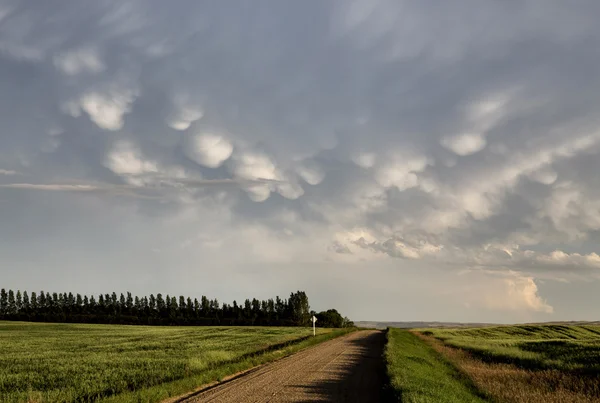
left=275, top=181, right=304, bottom=200
left=296, top=163, right=325, bottom=185
left=441, top=133, right=487, bottom=156
left=53, top=48, right=105, bottom=75
left=243, top=183, right=271, bottom=202
left=167, top=106, right=204, bottom=131
left=186, top=133, right=233, bottom=168
left=104, top=141, right=159, bottom=176
left=374, top=154, right=429, bottom=190
left=167, top=95, right=204, bottom=131
left=78, top=89, right=137, bottom=131
left=233, top=152, right=281, bottom=181
left=459, top=272, right=554, bottom=314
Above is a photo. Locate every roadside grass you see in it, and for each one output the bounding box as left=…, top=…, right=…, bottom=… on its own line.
left=414, top=325, right=600, bottom=402
left=384, top=328, right=487, bottom=403
left=0, top=321, right=354, bottom=403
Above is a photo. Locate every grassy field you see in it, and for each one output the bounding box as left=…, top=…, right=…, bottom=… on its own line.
left=384, top=329, right=486, bottom=403
left=413, top=324, right=600, bottom=403
left=422, top=325, right=600, bottom=372
left=0, top=321, right=352, bottom=403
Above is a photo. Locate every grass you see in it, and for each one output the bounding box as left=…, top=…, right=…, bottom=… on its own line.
left=384, top=328, right=486, bottom=402
left=0, top=321, right=354, bottom=403
left=414, top=324, right=600, bottom=403
left=422, top=325, right=600, bottom=373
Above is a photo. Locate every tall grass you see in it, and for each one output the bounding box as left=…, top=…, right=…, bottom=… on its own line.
left=0, top=321, right=352, bottom=402
left=385, top=328, right=486, bottom=402
left=415, top=324, right=600, bottom=402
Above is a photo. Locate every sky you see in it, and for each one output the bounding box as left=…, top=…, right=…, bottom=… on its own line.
left=1, top=1, right=600, bottom=323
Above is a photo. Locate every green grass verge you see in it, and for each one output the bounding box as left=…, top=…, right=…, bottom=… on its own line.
left=385, top=328, right=486, bottom=403
left=421, top=325, right=600, bottom=373
left=0, top=321, right=355, bottom=403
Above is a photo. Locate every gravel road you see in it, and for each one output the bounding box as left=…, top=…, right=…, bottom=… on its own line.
left=182, top=330, right=386, bottom=402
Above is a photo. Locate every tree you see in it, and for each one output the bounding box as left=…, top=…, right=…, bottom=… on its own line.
left=288, top=291, right=310, bottom=326
left=126, top=292, right=134, bottom=312
left=275, top=296, right=284, bottom=320
left=193, top=298, right=200, bottom=317
left=30, top=292, right=38, bottom=311
left=201, top=296, right=210, bottom=316
left=23, top=291, right=30, bottom=311
left=232, top=300, right=240, bottom=320
left=67, top=292, right=75, bottom=312
left=315, top=309, right=344, bottom=328
left=0, top=288, right=351, bottom=329
left=58, top=293, right=65, bottom=311
left=50, top=293, right=58, bottom=310
left=156, top=294, right=165, bottom=313
left=83, top=295, right=89, bottom=314
left=244, top=299, right=252, bottom=319
left=179, top=296, right=186, bottom=314
left=118, top=293, right=125, bottom=314
left=134, top=296, right=141, bottom=313
left=38, top=291, right=46, bottom=309
left=251, top=298, right=261, bottom=324
left=98, top=294, right=106, bottom=311
left=166, top=296, right=177, bottom=320
left=149, top=294, right=157, bottom=312
left=0, top=289, right=7, bottom=315
left=186, top=297, right=193, bottom=318
left=104, top=293, right=111, bottom=310
left=8, top=290, right=16, bottom=315
left=89, top=295, right=97, bottom=312
left=76, top=294, right=83, bottom=312
left=16, top=290, right=22, bottom=312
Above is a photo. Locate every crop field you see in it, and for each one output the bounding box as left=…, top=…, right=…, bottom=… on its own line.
left=0, top=321, right=349, bottom=403
left=386, top=324, right=600, bottom=403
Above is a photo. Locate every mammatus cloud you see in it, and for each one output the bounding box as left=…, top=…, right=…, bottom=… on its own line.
left=2, top=1, right=600, bottom=319
left=441, top=133, right=487, bottom=156
left=186, top=133, right=233, bottom=169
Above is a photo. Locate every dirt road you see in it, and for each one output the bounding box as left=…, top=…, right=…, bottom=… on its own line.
left=181, top=330, right=387, bottom=403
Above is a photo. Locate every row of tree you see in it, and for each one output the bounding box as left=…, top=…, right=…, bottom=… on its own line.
left=0, top=288, right=353, bottom=327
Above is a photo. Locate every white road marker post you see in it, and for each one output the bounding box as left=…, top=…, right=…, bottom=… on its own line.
left=312, top=315, right=317, bottom=336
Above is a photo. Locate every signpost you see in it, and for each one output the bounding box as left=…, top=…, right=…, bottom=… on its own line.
left=312, top=315, right=317, bottom=336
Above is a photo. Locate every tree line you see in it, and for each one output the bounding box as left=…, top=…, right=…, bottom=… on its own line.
left=0, top=288, right=353, bottom=327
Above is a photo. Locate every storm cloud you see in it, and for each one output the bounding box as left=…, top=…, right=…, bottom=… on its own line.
left=2, top=0, right=600, bottom=322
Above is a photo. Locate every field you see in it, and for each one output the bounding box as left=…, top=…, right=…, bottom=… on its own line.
left=386, top=324, right=600, bottom=402
left=0, top=321, right=351, bottom=403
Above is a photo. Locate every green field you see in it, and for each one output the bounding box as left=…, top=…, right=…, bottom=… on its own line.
left=0, top=321, right=351, bottom=403
left=423, top=324, right=600, bottom=373
left=385, top=324, right=600, bottom=403
left=384, top=329, right=486, bottom=403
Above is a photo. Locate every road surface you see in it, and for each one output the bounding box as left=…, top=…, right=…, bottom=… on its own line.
left=181, top=330, right=386, bottom=402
